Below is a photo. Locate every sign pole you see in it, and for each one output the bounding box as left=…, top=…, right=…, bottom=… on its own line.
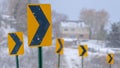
left=38, top=47, right=42, bottom=68
left=81, top=56, right=84, bottom=68
left=56, top=38, right=64, bottom=68
left=110, top=64, right=111, bottom=68
left=58, top=54, right=60, bottom=68
left=27, top=4, right=51, bottom=68
left=78, top=45, right=88, bottom=68
left=16, top=55, right=19, bottom=68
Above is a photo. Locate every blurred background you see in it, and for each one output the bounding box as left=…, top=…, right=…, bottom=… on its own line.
left=0, top=0, right=120, bottom=68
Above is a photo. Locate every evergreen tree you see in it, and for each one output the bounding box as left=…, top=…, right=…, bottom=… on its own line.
left=107, top=22, right=120, bottom=47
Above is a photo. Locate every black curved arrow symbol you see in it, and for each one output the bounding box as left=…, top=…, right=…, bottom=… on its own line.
left=29, top=5, right=50, bottom=45
left=9, top=33, right=22, bottom=54
left=108, top=54, right=113, bottom=63
left=80, top=46, right=86, bottom=56
left=57, top=39, right=63, bottom=53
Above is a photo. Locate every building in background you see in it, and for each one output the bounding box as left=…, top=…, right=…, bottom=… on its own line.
left=60, top=20, right=90, bottom=40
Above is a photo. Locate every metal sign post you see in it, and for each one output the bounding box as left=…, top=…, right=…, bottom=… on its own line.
left=81, top=57, right=84, bottom=68
left=8, top=32, right=24, bottom=68
left=56, top=38, right=64, bottom=68
left=27, top=4, right=52, bottom=68
left=16, top=55, right=19, bottom=68
left=110, top=64, right=111, bottom=68
left=78, top=45, right=88, bottom=68
left=106, top=53, right=114, bottom=68
left=58, top=54, right=61, bottom=68
left=38, top=47, right=42, bottom=68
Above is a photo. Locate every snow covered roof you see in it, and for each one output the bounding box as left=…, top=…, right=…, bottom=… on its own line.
left=1, top=15, right=15, bottom=21
left=63, top=38, right=77, bottom=41
left=60, top=20, right=88, bottom=28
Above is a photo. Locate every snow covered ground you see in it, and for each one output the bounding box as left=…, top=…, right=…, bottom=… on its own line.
left=62, top=39, right=120, bottom=68
left=64, top=48, right=81, bottom=68
left=64, top=47, right=107, bottom=68
left=70, top=40, right=117, bottom=54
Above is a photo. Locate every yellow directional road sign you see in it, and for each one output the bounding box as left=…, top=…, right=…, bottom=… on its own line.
left=56, top=38, right=64, bottom=55
left=106, top=53, right=114, bottom=64
left=78, top=45, right=88, bottom=57
left=27, top=4, right=52, bottom=47
left=8, top=32, right=24, bottom=55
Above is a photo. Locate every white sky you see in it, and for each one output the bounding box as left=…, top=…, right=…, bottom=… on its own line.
left=40, top=0, right=120, bottom=23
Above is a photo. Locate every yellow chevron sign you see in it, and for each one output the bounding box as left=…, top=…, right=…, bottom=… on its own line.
left=78, top=45, right=88, bottom=57
left=27, top=4, right=52, bottom=47
left=106, top=53, right=114, bottom=64
left=8, top=32, right=24, bottom=55
left=56, top=38, right=64, bottom=55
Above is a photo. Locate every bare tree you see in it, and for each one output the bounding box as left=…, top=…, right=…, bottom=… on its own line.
left=8, top=0, right=39, bottom=34
left=52, top=10, right=68, bottom=38
left=80, top=9, right=109, bottom=40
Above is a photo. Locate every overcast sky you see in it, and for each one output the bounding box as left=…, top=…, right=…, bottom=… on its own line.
left=40, top=0, right=120, bottom=23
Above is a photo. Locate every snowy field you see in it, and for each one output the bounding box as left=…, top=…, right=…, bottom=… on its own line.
left=60, top=38, right=120, bottom=68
